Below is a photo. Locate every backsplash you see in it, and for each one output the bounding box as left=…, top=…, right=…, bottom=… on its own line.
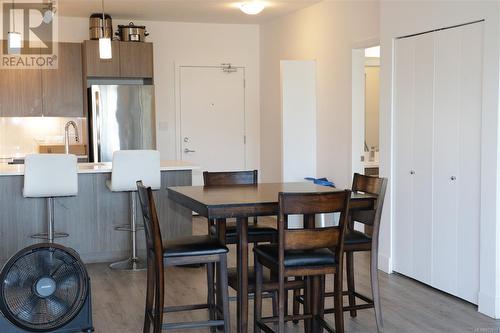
left=0, top=117, right=87, bottom=158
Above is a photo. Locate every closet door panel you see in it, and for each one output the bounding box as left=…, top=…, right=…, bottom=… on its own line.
left=411, top=33, right=435, bottom=285
left=456, top=22, right=483, bottom=303
left=393, top=37, right=416, bottom=277
left=432, top=27, right=461, bottom=296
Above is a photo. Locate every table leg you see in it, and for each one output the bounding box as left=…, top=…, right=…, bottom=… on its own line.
left=236, top=217, right=249, bottom=333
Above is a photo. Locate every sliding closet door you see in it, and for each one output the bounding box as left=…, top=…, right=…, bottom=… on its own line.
left=432, top=22, right=483, bottom=303
left=393, top=33, right=434, bottom=284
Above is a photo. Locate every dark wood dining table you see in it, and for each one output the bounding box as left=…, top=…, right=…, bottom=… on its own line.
left=167, top=182, right=377, bottom=333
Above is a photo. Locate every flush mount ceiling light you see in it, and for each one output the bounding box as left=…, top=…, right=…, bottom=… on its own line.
left=99, top=0, right=112, bottom=59
left=239, top=1, right=266, bottom=15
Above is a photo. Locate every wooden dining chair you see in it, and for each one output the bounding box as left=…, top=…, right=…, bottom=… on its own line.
left=292, top=173, right=388, bottom=332
left=204, top=170, right=280, bottom=318
left=136, top=181, right=231, bottom=333
left=253, top=190, right=351, bottom=333
left=203, top=170, right=278, bottom=245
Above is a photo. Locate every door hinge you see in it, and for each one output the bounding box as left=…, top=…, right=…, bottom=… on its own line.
left=243, top=79, right=246, bottom=88
left=244, top=135, right=246, bottom=144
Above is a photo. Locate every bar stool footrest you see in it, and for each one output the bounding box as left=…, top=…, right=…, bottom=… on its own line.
left=109, top=256, right=147, bottom=271
left=113, top=224, right=145, bottom=232
left=31, top=232, right=69, bottom=240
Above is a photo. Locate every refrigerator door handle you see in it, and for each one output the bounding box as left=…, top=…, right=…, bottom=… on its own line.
left=94, top=90, right=102, bottom=163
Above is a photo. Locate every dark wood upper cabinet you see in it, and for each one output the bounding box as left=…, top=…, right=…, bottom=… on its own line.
left=0, top=68, right=43, bottom=117
left=42, top=42, right=84, bottom=117
left=0, top=46, right=43, bottom=117
left=119, top=42, right=153, bottom=78
left=83, top=40, right=153, bottom=79
left=83, top=40, right=120, bottom=77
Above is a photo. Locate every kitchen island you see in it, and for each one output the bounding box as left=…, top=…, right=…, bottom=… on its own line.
left=0, top=161, right=196, bottom=263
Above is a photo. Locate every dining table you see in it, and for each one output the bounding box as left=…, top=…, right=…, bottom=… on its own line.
left=167, top=182, right=377, bottom=333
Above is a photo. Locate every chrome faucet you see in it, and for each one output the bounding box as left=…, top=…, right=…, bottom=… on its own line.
left=64, top=121, right=80, bottom=154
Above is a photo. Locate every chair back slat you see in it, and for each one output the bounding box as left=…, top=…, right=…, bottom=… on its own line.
left=280, top=191, right=348, bottom=215
left=203, top=170, right=258, bottom=186
left=350, top=173, right=388, bottom=227
left=350, top=210, right=376, bottom=226
left=136, top=181, right=164, bottom=260
left=284, top=227, right=340, bottom=251
left=352, top=173, right=385, bottom=195
left=278, top=191, right=351, bottom=252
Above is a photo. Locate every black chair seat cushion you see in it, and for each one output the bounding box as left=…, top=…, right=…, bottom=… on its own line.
left=345, top=230, right=372, bottom=245
left=253, top=244, right=336, bottom=268
left=164, top=235, right=228, bottom=258
left=210, top=222, right=278, bottom=240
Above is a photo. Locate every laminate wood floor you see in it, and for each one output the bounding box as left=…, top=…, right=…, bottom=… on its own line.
left=86, top=217, right=499, bottom=332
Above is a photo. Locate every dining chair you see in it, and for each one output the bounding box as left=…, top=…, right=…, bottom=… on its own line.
left=204, top=170, right=280, bottom=314
left=253, top=190, right=351, bottom=333
left=292, top=173, right=388, bottom=332
left=203, top=170, right=278, bottom=245
left=136, top=181, right=231, bottom=333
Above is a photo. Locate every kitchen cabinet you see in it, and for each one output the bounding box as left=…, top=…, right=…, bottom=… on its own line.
left=42, top=43, right=84, bottom=117
left=0, top=45, right=42, bottom=116
left=119, top=42, right=153, bottom=78
left=393, top=22, right=483, bottom=304
left=83, top=40, right=121, bottom=77
left=83, top=41, right=153, bottom=79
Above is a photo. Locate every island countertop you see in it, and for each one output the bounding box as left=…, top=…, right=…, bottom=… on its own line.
left=0, top=160, right=199, bottom=176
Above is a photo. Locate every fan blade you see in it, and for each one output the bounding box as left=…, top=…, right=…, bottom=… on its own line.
left=46, top=294, right=70, bottom=316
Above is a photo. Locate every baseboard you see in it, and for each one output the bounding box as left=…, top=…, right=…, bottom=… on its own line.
left=478, top=291, right=500, bottom=319
left=378, top=252, right=392, bottom=274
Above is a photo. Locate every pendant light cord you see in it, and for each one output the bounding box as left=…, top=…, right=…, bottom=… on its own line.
left=101, top=0, right=105, bottom=37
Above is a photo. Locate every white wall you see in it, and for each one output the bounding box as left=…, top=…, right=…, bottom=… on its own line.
left=379, top=0, right=500, bottom=318
left=57, top=16, right=260, bottom=170
left=260, top=1, right=379, bottom=186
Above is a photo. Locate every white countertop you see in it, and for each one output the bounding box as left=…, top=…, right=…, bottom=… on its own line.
left=0, top=160, right=198, bottom=176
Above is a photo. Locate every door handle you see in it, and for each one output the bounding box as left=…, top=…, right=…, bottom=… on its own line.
left=410, top=170, right=415, bottom=175
left=184, top=148, right=195, bottom=153
left=450, top=176, right=456, bottom=181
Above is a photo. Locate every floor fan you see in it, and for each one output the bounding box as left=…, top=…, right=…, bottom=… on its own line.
left=0, top=243, right=94, bottom=332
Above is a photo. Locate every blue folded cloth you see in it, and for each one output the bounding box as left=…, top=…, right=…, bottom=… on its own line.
left=304, top=177, right=335, bottom=187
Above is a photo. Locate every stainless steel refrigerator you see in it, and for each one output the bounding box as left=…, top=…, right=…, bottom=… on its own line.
left=88, top=85, right=156, bottom=162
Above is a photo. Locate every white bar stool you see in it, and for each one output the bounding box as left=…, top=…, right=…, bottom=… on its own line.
left=23, top=154, right=78, bottom=243
left=107, top=150, right=161, bottom=271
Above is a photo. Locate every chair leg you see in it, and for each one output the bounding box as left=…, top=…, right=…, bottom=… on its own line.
left=271, top=290, right=278, bottom=317
left=143, top=256, right=154, bottom=333
left=254, top=257, right=263, bottom=333
left=334, top=271, right=344, bottom=333
left=207, top=262, right=216, bottom=333
left=217, top=255, right=231, bottom=333
left=346, top=251, right=357, bottom=317
left=278, top=271, right=286, bottom=333
left=370, top=250, right=384, bottom=333
left=292, top=276, right=301, bottom=324
left=153, top=264, right=165, bottom=333
left=304, top=276, right=312, bottom=333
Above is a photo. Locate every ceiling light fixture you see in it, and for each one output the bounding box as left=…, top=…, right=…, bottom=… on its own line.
left=99, top=0, right=112, bottom=59
left=239, top=1, right=265, bottom=15
left=8, top=0, right=21, bottom=54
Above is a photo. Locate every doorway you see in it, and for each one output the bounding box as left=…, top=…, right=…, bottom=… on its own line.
left=352, top=45, right=380, bottom=178
left=178, top=65, right=246, bottom=185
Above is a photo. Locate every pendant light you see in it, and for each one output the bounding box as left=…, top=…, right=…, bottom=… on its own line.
left=7, top=0, right=21, bottom=54
left=99, top=0, right=112, bottom=59
left=239, top=1, right=266, bottom=15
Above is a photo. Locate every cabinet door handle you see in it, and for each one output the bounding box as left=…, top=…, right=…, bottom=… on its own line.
left=410, top=170, right=415, bottom=175
left=450, top=176, right=456, bottom=181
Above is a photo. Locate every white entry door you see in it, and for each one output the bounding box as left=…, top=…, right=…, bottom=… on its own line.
left=179, top=66, right=246, bottom=185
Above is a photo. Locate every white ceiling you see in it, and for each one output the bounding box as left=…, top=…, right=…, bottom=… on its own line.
left=58, top=0, right=322, bottom=24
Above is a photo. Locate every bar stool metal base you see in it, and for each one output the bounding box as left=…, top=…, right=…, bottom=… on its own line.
left=109, top=257, right=146, bottom=271
left=110, top=192, right=146, bottom=271
left=32, top=232, right=69, bottom=240
left=30, top=197, right=68, bottom=244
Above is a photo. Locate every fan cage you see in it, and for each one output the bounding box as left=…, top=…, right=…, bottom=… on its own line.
left=0, top=243, right=89, bottom=332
